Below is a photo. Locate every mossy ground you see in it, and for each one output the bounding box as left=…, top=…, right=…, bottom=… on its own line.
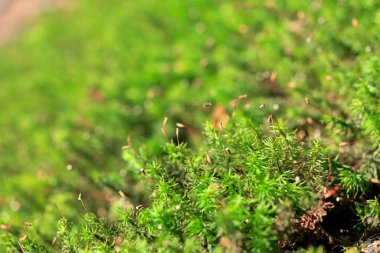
left=0, top=0, right=380, bottom=252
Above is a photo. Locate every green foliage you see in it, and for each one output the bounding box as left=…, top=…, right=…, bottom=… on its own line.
left=19, top=237, right=48, bottom=253
left=357, top=198, right=380, bottom=229
left=0, top=230, right=18, bottom=253
left=338, top=168, right=369, bottom=198
left=33, top=114, right=336, bottom=251
left=0, top=0, right=380, bottom=251
left=352, top=58, right=380, bottom=144
left=37, top=113, right=377, bottom=251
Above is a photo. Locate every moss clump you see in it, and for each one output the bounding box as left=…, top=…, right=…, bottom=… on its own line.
left=1, top=0, right=380, bottom=252
left=15, top=112, right=374, bottom=252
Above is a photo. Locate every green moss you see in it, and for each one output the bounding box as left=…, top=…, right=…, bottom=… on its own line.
left=0, top=0, right=380, bottom=251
